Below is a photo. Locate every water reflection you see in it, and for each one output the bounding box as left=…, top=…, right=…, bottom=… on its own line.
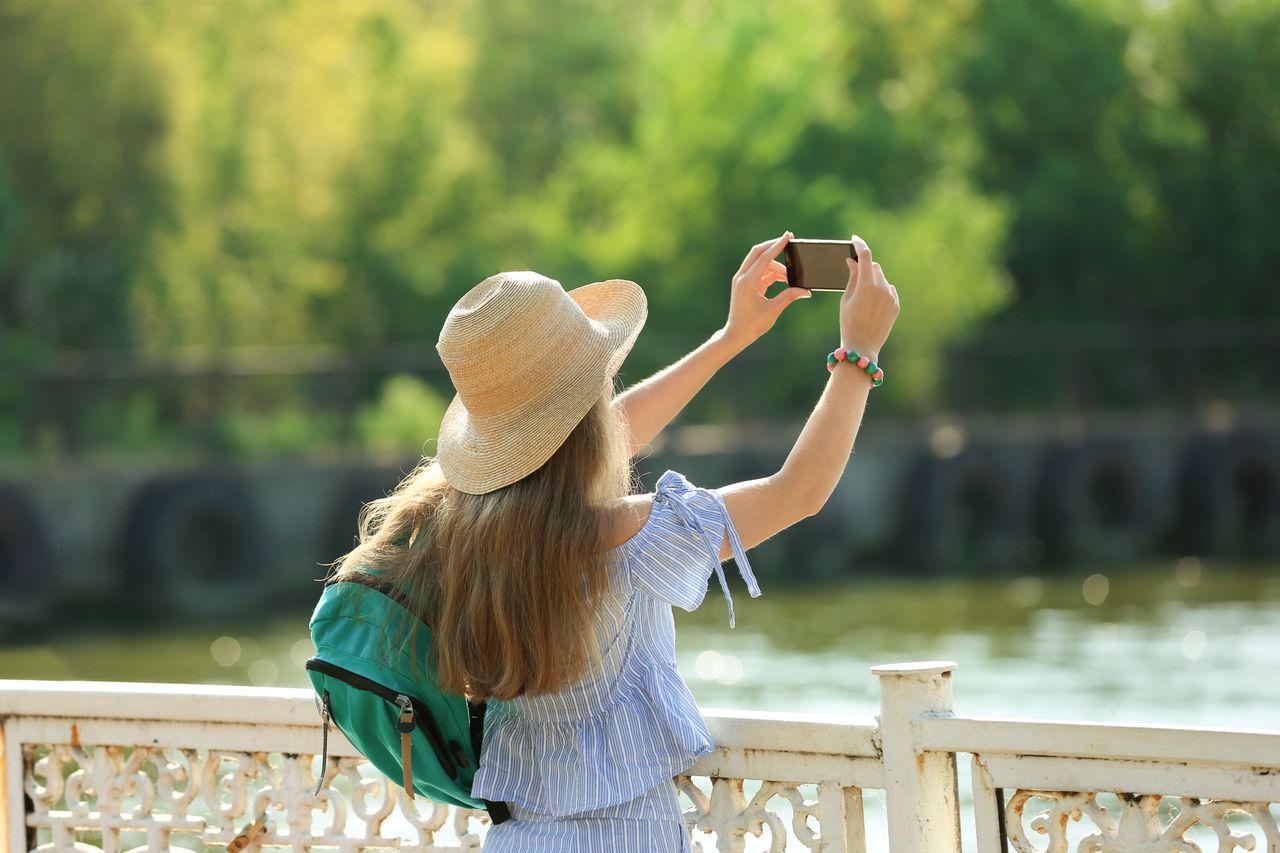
left=2, top=560, right=1277, bottom=730
left=672, top=559, right=1280, bottom=729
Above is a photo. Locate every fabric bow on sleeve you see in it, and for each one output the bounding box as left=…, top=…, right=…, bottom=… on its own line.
left=652, top=486, right=761, bottom=628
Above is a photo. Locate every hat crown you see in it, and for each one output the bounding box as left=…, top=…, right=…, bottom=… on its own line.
left=437, top=271, right=584, bottom=362
left=436, top=271, right=594, bottom=416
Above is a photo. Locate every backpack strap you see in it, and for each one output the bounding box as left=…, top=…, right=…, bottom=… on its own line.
left=485, top=799, right=511, bottom=823
left=397, top=703, right=417, bottom=801
left=466, top=699, right=486, bottom=757
left=312, top=691, right=331, bottom=798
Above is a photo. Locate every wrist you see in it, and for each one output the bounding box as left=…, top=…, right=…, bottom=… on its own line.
left=841, top=339, right=879, bottom=361
left=712, top=325, right=752, bottom=356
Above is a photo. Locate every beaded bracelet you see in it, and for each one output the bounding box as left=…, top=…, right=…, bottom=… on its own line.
left=826, top=346, right=886, bottom=387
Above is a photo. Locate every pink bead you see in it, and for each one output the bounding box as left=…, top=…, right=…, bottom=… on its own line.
left=856, top=355, right=870, bottom=369
left=872, top=368, right=885, bottom=380
left=826, top=361, right=836, bottom=373
left=834, top=347, right=848, bottom=362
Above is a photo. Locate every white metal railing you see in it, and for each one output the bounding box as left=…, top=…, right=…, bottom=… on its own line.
left=2, top=662, right=1279, bottom=852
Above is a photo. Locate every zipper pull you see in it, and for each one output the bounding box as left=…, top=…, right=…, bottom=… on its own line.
left=395, top=694, right=415, bottom=730
left=396, top=694, right=415, bottom=801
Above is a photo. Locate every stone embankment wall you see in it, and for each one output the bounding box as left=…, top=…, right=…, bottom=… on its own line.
left=0, top=411, right=1275, bottom=625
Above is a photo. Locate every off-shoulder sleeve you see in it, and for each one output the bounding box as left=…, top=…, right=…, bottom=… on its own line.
left=624, top=469, right=761, bottom=627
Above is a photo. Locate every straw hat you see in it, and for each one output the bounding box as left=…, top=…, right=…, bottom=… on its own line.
left=434, top=271, right=648, bottom=494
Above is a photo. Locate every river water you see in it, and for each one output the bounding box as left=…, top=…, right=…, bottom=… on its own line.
left=4, top=557, right=1278, bottom=850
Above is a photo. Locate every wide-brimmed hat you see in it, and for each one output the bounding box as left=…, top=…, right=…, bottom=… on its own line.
left=434, top=271, right=647, bottom=494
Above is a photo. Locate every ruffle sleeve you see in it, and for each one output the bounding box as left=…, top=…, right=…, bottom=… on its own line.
left=625, top=469, right=761, bottom=627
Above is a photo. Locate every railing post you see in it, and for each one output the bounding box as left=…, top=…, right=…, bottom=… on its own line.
left=2, top=717, right=20, bottom=853
left=0, top=718, right=8, bottom=851
left=873, top=661, right=961, bottom=853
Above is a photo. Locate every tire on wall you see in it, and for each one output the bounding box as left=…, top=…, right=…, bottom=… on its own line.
left=898, top=447, right=1024, bottom=572
left=117, top=473, right=267, bottom=619
left=0, top=481, right=53, bottom=629
left=1177, top=431, right=1280, bottom=558
left=1034, top=440, right=1155, bottom=565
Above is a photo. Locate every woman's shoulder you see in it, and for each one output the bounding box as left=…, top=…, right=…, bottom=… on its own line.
left=600, top=470, right=711, bottom=552
left=601, top=469, right=761, bottom=626
left=600, top=491, right=655, bottom=551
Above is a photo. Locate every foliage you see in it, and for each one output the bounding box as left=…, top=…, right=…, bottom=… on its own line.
left=356, top=373, right=451, bottom=455
left=0, top=0, right=1275, bottom=458
left=0, top=0, right=169, bottom=352
left=217, top=405, right=345, bottom=458
left=958, top=0, right=1280, bottom=324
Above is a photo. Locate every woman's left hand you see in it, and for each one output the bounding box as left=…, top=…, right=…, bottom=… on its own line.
left=721, top=231, right=811, bottom=348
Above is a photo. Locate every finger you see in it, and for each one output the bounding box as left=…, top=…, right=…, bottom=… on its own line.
left=755, top=261, right=789, bottom=293
left=872, top=261, right=886, bottom=286
left=737, top=239, right=775, bottom=276
left=768, top=281, right=811, bottom=307
left=844, top=257, right=859, bottom=296
left=743, top=231, right=793, bottom=280
left=849, top=234, right=870, bottom=270
left=738, top=231, right=792, bottom=277
left=855, top=253, right=874, bottom=291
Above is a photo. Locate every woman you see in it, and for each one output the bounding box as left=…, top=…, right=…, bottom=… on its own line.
left=333, top=231, right=899, bottom=850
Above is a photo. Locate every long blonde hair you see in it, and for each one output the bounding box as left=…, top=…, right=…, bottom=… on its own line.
left=326, top=377, right=635, bottom=702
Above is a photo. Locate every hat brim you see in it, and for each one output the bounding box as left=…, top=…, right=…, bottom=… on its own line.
left=435, top=278, right=647, bottom=494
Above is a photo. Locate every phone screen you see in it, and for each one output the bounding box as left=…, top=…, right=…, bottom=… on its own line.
left=783, top=240, right=854, bottom=292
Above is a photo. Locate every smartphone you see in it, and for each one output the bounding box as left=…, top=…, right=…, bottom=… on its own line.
left=783, top=239, right=855, bottom=292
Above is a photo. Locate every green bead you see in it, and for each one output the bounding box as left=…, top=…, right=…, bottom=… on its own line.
left=827, top=353, right=838, bottom=366
left=872, top=376, right=885, bottom=387
left=847, top=349, right=860, bottom=362
left=864, top=361, right=878, bottom=375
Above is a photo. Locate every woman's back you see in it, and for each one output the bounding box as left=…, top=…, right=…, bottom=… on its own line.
left=473, top=469, right=759, bottom=821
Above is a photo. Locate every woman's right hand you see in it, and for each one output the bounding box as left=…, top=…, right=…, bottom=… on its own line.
left=839, top=234, right=899, bottom=360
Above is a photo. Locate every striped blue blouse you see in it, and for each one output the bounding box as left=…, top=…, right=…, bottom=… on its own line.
left=474, top=469, right=760, bottom=847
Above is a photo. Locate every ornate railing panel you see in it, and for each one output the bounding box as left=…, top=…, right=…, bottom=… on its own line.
left=935, top=718, right=1280, bottom=853
left=680, top=709, right=882, bottom=853
left=0, top=683, right=881, bottom=852
left=9, top=718, right=491, bottom=851
left=1002, top=791, right=1279, bottom=853
left=7, top=666, right=1280, bottom=852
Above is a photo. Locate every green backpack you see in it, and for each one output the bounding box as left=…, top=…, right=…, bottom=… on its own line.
left=304, top=567, right=510, bottom=823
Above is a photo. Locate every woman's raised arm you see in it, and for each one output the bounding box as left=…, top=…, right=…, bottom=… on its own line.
left=613, top=330, right=741, bottom=457
left=712, top=235, right=900, bottom=560
left=613, top=231, right=810, bottom=456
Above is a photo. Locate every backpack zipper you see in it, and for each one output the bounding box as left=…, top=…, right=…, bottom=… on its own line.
left=304, top=657, right=460, bottom=778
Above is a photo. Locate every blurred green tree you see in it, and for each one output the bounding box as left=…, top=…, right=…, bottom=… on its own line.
left=0, top=0, right=1274, bottom=460
left=0, top=0, right=169, bottom=354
